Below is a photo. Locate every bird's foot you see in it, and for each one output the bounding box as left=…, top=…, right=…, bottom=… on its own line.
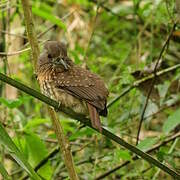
left=55, top=102, right=61, bottom=112
left=78, top=124, right=86, bottom=130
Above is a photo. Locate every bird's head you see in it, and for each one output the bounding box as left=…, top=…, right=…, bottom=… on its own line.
left=38, top=41, right=72, bottom=71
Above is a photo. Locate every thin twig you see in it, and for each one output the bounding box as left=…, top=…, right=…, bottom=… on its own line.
left=136, top=22, right=177, bottom=145
left=0, top=48, right=30, bottom=56
left=0, top=10, right=75, bottom=56
left=21, top=9, right=76, bottom=49
left=0, top=40, right=47, bottom=57
left=83, top=3, right=100, bottom=62
left=38, top=10, right=75, bottom=39
left=107, top=63, right=180, bottom=108
left=90, top=0, right=125, bottom=19
left=0, top=29, right=28, bottom=39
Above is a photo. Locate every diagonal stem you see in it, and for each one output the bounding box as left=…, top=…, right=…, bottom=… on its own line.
left=0, top=72, right=179, bottom=179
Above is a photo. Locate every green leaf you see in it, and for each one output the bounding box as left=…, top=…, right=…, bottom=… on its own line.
left=13, top=136, right=28, bottom=160
left=163, top=109, right=180, bottom=134
left=39, top=2, right=52, bottom=13
left=25, top=132, right=52, bottom=180
left=137, top=137, right=158, bottom=151
left=24, top=118, right=50, bottom=130
left=0, top=97, right=22, bottom=109
left=157, top=81, right=169, bottom=99
left=69, top=128, right=94, bottom=141
left=0, top=162, right=11, bottom=180
left=157, top=147, right=169, bottom=162
left=114, top=149, right=131, bottom=161
left=59, top=119, right=76, bottom=134
left=0, top=123, right=41, bottom=180
left=32, top=7, right=66, bottom=30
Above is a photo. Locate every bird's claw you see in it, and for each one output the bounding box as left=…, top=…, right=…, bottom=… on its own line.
left=55, top=102, right=61, bottom=112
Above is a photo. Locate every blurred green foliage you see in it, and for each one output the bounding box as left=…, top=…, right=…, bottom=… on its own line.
left=0, top=0, right=179, bottom=179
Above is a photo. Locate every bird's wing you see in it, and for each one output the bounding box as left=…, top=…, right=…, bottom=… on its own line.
left=53, top=66, right=108, bottom=111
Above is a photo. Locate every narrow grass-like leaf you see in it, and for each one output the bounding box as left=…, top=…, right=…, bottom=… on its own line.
left=137, top=137, right=158, bottom=152
left=32, top=7, right=66, bottom=31
left=114, top=149, right=131, bottom=161
left=163, top=109, right=180, bottom=134
left=0, top=123, right=41, bottom=180
left=24, top=118, right=50, bottom=130
left=0, top=97, right=23, bottom=109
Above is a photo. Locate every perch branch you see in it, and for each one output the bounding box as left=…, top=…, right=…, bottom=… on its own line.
left=0, top=73, right=179, bottom=179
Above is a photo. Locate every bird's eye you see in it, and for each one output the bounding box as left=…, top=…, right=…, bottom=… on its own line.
left=48, top=54, right=52, bottom=58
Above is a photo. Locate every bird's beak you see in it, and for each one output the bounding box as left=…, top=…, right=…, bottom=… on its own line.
left=53, top=57, right=69, bottom=70
left=59, top=59, right=69, bottom=70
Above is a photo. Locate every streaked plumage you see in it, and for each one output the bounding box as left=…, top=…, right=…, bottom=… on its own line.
left=37, top=41, right=109, bottom=131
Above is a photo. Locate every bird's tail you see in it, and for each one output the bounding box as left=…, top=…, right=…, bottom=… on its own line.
left=87, top=103, right=102, bottom=132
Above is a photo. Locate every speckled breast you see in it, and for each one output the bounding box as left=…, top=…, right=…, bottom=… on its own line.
left=40, top=78, right=88, bottom=116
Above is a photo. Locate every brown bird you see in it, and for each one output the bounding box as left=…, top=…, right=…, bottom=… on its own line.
left=37, top=41, right=109, bottom=132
